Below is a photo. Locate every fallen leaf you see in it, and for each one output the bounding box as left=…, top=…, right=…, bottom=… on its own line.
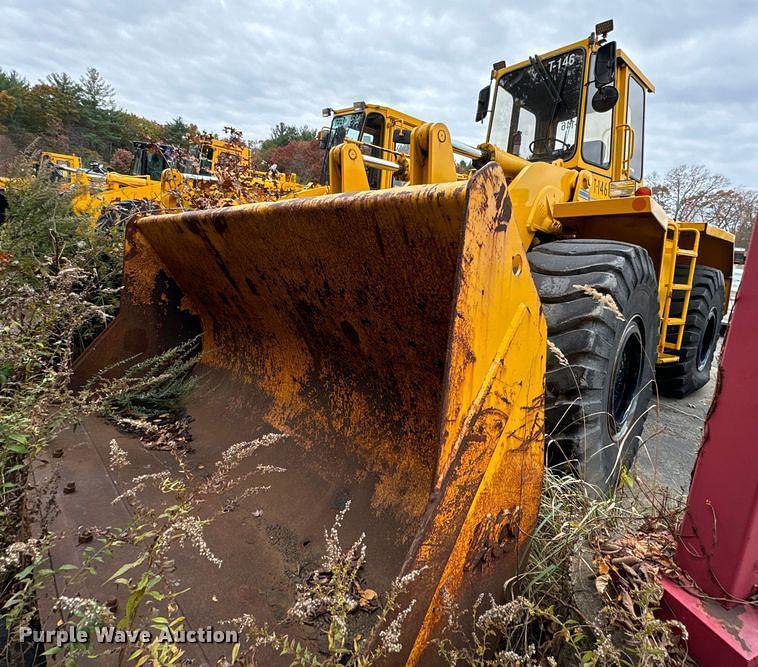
left=595, top=573, right=610, bottom=595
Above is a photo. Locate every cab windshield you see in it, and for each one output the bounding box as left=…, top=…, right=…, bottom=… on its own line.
left=489, top=48, right=585, bottom=162
left=319, top=111, right=365, bottom=184
left=326, top=111, right=365, bottom=150
left=132, top=144, right=172, bottom=179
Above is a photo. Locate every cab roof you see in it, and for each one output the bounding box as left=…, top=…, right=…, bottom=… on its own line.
left=330, top=103, right=423, bottom=127
left=491, top=34, right=655, bottom=93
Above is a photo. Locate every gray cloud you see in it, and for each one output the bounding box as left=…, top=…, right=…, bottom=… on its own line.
left=2, top=0, right=756, bottom=185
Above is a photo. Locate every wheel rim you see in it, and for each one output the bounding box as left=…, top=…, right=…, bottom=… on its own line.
left=607, top=316, right=644, bottom=439
left=697, top=307, right=718, bottom=371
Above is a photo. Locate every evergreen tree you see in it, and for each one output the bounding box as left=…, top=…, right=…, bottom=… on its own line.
left=79, top=68, right=115, bottom=110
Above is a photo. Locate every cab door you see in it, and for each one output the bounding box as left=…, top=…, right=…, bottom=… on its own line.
left=612, top=67, right=647, bottom=183
left=359, top=112, right=385, bottom=189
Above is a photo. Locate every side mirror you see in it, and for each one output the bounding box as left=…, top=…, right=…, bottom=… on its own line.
left=591, top=41, right=619, bottom=112
left=591, top=85, right=620, bottom=113
left=475, top=85, right=490, bottom=122
left=393, top=129, right=411, bottom=145
left=318, top=128, right=331, bottom=150
left=594, top=41, right=617, bottom=88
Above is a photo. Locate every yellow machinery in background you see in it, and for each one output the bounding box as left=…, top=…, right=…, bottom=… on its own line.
left=71, top=21, right=733, bottom=663
left=38, top=151, right=82, bottom=186
left=0, top=151, right=82, bottom=222
left=159, top=135, right=302, bottom=210
left=0, top=151, right=82, bottom=190
left=285, top=102, right=426, bottom=199
left=72, top=137, right=299, bottom=224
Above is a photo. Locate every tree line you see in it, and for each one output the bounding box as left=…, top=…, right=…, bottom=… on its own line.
left=0, top=67, right=323, bottom=182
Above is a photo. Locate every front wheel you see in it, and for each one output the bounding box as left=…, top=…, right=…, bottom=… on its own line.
left=527, top=240, right=660, bottom=492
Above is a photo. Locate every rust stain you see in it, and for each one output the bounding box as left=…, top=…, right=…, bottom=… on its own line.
left=464, top=505, right=523, bottom=572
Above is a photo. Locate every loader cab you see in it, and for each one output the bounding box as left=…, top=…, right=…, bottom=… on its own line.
left=131, top=142, right=173, bottom=180
left=37, top=152, right=82, bottom=185
left=188, top=139, right=250, bottom=176
left=485, top=26, right=654, bottom=198
left=319, top=103, right=422, bottom=189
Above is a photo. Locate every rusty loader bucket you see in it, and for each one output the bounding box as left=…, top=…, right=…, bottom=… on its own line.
left=74, top=162, right=546, bottom=663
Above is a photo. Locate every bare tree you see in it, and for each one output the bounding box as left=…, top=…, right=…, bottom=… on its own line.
left=648, top=164, right=757, bottom=247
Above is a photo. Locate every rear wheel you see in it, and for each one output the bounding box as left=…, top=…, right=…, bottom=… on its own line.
left=527, top=240, right=659, bottom=491
left=656, top=265, right=724, bottom=397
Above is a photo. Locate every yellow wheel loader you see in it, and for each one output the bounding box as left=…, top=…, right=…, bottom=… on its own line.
left=63, top=21, right=732, bottom=664
left=0, top=151, right=82, bottom=222
left=324, top=20, right=733, bottom=487
left=159, top=136, right=302, bottom=210
left=37, top=151, right=82, bottom=186
left=73, top=137, right=297, bottom=225
left=284, top=102, right=427, bottom=199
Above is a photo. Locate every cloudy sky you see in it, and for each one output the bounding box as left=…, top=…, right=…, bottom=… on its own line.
left=2, top=0, right=756, bottom=185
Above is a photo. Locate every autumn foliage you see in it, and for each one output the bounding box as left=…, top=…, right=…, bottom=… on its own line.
left=263, top=139, right=323, bottom=184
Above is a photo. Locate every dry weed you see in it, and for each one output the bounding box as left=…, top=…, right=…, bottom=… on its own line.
left=574, top=283, right=625, bottom=321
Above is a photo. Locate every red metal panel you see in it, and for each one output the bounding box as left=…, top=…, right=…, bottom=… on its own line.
left=676, top=222, right=758, bottom=601
left=664, top=220, right=758, bottom=666
left=662, top=579, right=758, bottom=666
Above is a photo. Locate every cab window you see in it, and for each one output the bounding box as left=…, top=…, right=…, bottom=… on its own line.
left=626, top=76, right=645, bottom=181
left=199, top=145, right=214, bottom=175
left=582, top=53, right=613, bottom=169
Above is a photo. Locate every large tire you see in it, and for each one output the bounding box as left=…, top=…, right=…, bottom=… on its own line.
left=96, top=201, right=134, bottom=231
left=527, top=240, right=659, bottom=491
left=656, top=265, right=724, bottom=398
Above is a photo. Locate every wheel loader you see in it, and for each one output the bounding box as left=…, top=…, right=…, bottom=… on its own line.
left=74, top=137, right=297, bottom=225
left=0, top=151, right=83, bottom=222
left=37, top=151, right=82, bottom=186
left=159, top=135, right=302, bottom=210
left=65, top=21, right=733, bottom=664
left=282, top=102, right=427, bottom=200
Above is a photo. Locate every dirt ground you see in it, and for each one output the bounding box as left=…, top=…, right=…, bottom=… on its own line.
left=635, top=341, right=721, bottom=495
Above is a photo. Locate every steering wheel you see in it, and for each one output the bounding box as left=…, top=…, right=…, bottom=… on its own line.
left=529, top=137, right=570, bottom=154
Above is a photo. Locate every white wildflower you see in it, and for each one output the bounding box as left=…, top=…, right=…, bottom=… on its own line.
left=256, top=464, right=286, bottom=474
left=0, top=539, right=41, bottom=574
left=476, top=596, right=531, bottom=631
left=379, top=600, right=415, bottom=654
left=108, top=439, right=129, bottom=470
left=390, top=565, right=427, bottom=593
left=112, top=471, right=170, bottom=504
left=158, top=514, right=222, bottom=567
left=322, top=501, right=351, bottom=570
left=56, top=595, right=115, bottom=626
left=217, top=433, right=284, bottom=475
